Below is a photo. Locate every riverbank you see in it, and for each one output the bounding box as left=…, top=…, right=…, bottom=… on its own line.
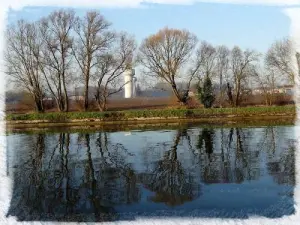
left=5, top=105, right=296, bottom=132
left=5, top=117, right=295, bottom=134
left=5, top=105, right=296, bottom=123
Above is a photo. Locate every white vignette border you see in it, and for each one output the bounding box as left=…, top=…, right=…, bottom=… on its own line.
left=1, top=1, right=300, bottom=225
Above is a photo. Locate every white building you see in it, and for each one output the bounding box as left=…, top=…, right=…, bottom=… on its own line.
left=124, top=69, right=136, bottom=98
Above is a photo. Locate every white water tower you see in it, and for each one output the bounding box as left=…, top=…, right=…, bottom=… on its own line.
left=124, top=69, right=135, bottom=98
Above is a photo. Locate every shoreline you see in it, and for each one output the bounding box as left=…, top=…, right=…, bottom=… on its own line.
left=5, top=114, right=295, bottom=133
left=5, top=105, right=296, bottom=132
left=6, top=114, right=295, bottom=124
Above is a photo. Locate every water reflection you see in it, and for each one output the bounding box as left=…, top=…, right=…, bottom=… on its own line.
left=140, top=129, right=201, bottom=206
left=6, top=125, right=296, bottom=221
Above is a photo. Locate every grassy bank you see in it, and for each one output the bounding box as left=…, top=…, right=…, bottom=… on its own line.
left=6, top=118, right=295, bottom=135
left=5, top=105, right=296, bottom=123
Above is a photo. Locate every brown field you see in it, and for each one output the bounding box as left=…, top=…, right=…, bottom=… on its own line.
left=6, top=96, right=189, bottom=113
left=5, top=94, right=294, bottom=114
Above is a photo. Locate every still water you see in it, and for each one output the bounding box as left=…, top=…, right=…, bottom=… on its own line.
left=6, top=124, right=296, bottom=222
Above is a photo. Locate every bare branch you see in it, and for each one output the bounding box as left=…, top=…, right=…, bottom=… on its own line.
left=94, top=32, right=136, bottom=111
left=72, top=11, right=115, bottom=110
left=229, top=46, right=260, bottom=106
left=39, top=9, right=75, bottom=112
left=265, top=38, right=295, bottom=84
left=5, top=20, right=45, bottom=112
left=138, top=27, right=198, bottom=104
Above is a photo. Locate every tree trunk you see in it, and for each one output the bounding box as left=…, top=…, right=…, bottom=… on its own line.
left=98, top=98, right=107, bottom=112
left=84, top=80, right=89, bottom=111
left=37, top=100, right=44, bottom=113
left=219, top=91, right=224, bottom=108
left=95, top=95, right=106, bottom=112
left=55, top=96, right=64, bottom=112
left=219, top=73, right=223, bottom=108
left=62, top=80, right=69, bottom=112
left=235, top=87, right=240, bottom=107
left=171, top=83, right=188, bottom=105
left=34, top=95, right=44, bottom=113
left=227, top=83, right=234, bottom=107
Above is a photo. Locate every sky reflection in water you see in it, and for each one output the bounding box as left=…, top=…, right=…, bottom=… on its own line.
left=5, top=125, right=296, bottom=222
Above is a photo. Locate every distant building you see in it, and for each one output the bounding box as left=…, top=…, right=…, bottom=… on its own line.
left=69, top=86, right=98, bottom=101
left=139, top=89, right=172, bottom=98
left=277, top=85, right=294, bottom=95
left=252, top=87, right=265, bottom=95
left=251, top=85, right=294, bottom=95
left=42, top=97, right=54, bottom=101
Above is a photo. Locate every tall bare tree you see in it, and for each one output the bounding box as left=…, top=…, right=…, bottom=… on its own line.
left=72, top=11, right=115, bottom=111
left=94, top=32, right=136, bottom=111
left=265, top=38, right=295, bottom=84
left=215, top=45, right=230, bottom=107
left=5, top=20, right=45, bottom=112
left=39, top=10, right=75, bottom=112
left=229, top=46, right=259, bottom=107
left=138, top=27, right=199, bottom=105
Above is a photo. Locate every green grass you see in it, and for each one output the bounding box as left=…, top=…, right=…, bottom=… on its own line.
left=5, top=105, right=296, bottom=122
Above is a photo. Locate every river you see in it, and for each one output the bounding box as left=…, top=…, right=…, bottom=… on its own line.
left=5, top=123, right=296, bottom=222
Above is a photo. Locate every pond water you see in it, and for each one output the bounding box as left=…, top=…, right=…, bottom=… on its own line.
left=5, top=124, right=296, bottom=222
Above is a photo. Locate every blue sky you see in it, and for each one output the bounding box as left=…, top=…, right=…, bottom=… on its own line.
left=7, top=2, right=290, bottom=53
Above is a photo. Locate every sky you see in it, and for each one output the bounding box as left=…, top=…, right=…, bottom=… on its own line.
left=6, top=2, right=290, bottom=53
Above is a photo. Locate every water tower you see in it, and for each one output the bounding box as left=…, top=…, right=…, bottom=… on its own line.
left=124, top=69, right=135, bottom=98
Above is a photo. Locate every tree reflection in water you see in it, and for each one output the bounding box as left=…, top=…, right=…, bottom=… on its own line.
left=140, top=129, right=202, bottom=206
left=6, top=125, right=296, bottom=221
left=267, top=143, right=295, bottom=187
left=7, top=132, right=140, bottom=222
left=256, top=126, right=295, bottom=186
left=194, top=127, right=290, bottom=185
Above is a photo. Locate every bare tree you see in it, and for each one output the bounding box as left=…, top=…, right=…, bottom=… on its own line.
left=195, top=41, right=217, bottom=80
left=265, top=38, right=295, bottom=84
left=39, top=10, right=75, bottom=112
left=137, top=27, right=199, bottom=105
left=229, top=46, right=259, bottom=107
left=194, top=41, right=217, bottom=107
left=215, top=45, right=230, bottom=107
left=72, top=11, right=115, bottom=111
left=252, top=67, right=282, bottom=106
left=94, top=33, right=136, bottom=111
left=5, top=20, right=45, bottom=112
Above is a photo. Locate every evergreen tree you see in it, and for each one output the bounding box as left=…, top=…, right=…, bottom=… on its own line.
left=197, top=76, right=215, bottom=108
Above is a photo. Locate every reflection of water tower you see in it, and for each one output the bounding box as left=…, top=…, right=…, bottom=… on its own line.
left=124, top=69, right=136, bottom=98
